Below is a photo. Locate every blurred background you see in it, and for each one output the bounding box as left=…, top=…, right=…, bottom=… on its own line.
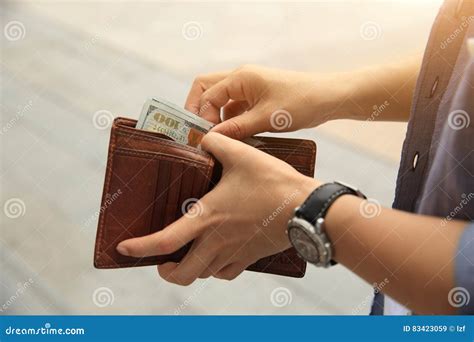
left=1, top=0, right=443, bottom=315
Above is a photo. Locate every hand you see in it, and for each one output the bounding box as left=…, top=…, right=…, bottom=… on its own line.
left=185, top=65, right=349, bottom=139
left=116, top=132, right=319, bottom=285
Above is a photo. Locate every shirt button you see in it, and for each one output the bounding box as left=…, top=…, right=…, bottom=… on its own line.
left=412, top=152, right=419, bottom=170
left=429, top=76, right=439, bottom=98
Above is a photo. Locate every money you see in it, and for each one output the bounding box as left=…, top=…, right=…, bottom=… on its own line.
left=137, top=97, right=263, bottom=148
left=136, top=98, right=213, bottom=148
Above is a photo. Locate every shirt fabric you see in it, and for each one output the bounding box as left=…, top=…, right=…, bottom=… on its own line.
left=371, top=0, right=474, bottom=315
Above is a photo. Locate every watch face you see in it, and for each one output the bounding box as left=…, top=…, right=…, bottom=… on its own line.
left=288, top=227, right=320, bottom=264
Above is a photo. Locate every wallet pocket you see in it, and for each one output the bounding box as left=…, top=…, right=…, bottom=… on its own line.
left=94, top=119, right=214, bottom=268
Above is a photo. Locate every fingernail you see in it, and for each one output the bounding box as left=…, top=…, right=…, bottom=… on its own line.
left=116, top=244, right=129, bottom=256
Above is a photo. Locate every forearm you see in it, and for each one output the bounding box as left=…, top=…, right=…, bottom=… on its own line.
left=324, top=192, right=466, bottom=314
left=326, top=55, right=422, bottom=122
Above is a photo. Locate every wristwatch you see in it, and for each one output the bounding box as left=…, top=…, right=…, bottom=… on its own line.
left=287, top=181, right=366, bottom=267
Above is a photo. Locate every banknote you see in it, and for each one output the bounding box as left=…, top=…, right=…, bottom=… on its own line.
left=151, top=97, right=213, bottom=130
left=137, top=98, right=263, bottom=148
left=137, top=99, right=210, bottom=148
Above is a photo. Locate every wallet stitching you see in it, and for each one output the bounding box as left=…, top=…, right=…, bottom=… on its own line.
left=117, top=117, right=313, bottom=153
left=97, top=151, right=209, bottom=268
left=97, top=161, right=213, bottom=269
left=95, top=122, right=118, bottom=267
left=117, top=123, right=313, bottom=156
left=96, top=119, right=312, bottom=272
left=96, top=124, right=214, bottom=268
left=114, top=148, right=211, bottom=170
left=116, top=128, right=210, bottom=157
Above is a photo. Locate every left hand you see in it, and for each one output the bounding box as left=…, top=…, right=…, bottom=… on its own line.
left=116, top=132, right=319, bottom=285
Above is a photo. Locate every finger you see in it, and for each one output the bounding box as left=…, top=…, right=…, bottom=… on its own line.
left=157, top=262, right=179, bottom=281
left=116, top=215, right=202, bottom=258
left=210, top=109, right=267, bottom=140
left=198, top=102, right=221, bottom=124
left=199, top=75, right=248, bottom=121
left=200, top=253, right=230, bottom=278
left=163, top=238, right=217, bottom=286
left=214, top=262, right=247, bottom=281
left=185, top=72, right=229, bottom=115
left=200, top=132, right=247, bottom=167
left=199, top=269, right=213, bottom=279
left=222, top=100, right=249, bottom=121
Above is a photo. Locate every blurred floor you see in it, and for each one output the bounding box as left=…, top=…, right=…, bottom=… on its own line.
left=1, top=0, right=441, bottom=314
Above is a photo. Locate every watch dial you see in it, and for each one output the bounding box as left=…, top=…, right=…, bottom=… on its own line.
left=288, top=228, right=320, bottom=264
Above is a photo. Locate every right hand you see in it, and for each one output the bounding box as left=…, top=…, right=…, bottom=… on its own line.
left=185, top=65, right=349, bottom=139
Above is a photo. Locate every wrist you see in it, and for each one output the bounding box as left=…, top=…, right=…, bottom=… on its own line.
left=306, top=72, right=364, bottom=123
left=287, top=181, right=366, bottom=267
left=279, top=176, right=321, bottom=248
left=332, top=71, right=370, bottom=121
left=324, top=193, right=363, bottom=261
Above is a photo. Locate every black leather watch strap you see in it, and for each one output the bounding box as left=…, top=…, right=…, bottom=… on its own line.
left=296, top=182, right=359, bottom=225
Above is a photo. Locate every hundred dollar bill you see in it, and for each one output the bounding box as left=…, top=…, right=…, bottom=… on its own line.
left=137, top=98, right=213, bottom=131
left=137, top=98, right=263, bottom=148
left=151, top=97, right=211, bottom=127
left=137, top=99, right=209, bottom=147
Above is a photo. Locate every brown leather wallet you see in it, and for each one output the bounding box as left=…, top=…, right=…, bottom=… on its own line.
left=94, top=117, right=316, bottom=278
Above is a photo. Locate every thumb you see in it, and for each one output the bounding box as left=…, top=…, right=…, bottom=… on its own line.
left=200, top=132, right=249, bottom=168
left=116, top=214, right=202, bottom=258
left=211, top=110, right=266, bottom=140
